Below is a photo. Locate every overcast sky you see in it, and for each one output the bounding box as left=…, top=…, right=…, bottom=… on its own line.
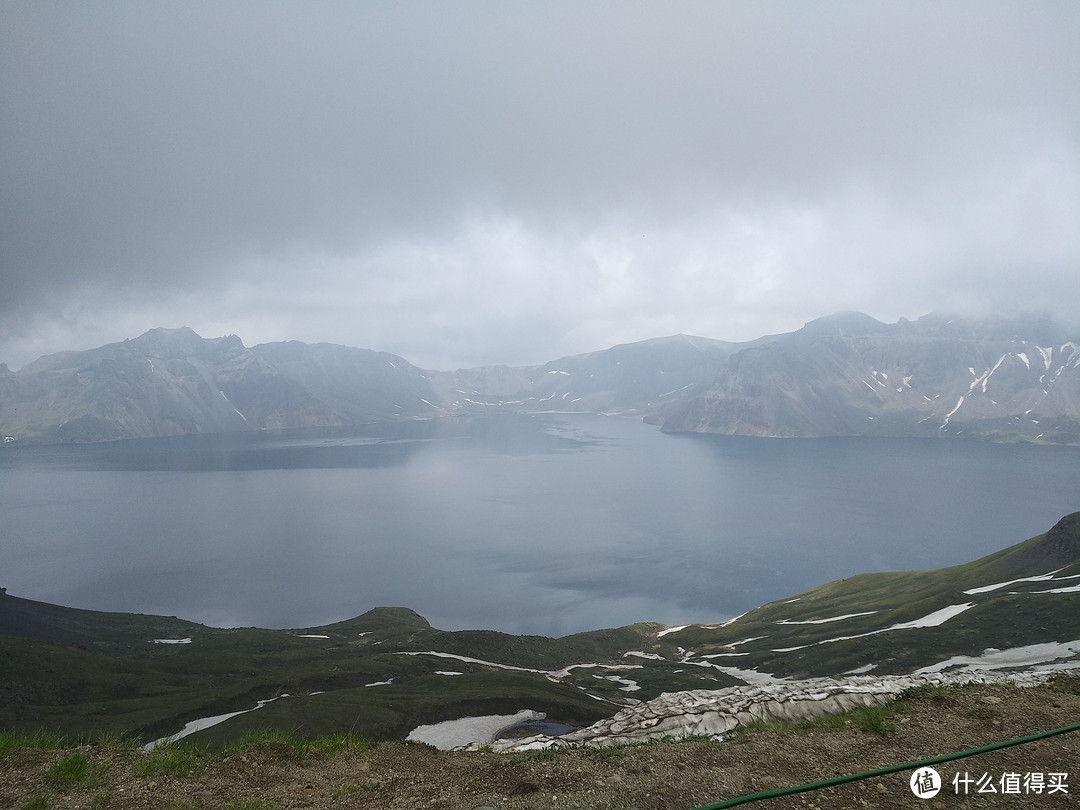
left=2, top=1, right=1078, bottom=371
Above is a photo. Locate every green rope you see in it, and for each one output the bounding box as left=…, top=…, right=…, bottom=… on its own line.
left=690, top=721, right=1080, bottom=809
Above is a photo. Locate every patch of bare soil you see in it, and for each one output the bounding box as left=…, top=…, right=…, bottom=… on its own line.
left=2, top=678, right=1078, bottom=810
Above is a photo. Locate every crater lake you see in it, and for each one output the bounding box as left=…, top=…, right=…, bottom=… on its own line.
left=2, top=413, right=1078, bottom=636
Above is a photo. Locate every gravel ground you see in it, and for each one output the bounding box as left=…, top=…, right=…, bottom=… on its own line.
left=2, top=677, right=1078, bottom=810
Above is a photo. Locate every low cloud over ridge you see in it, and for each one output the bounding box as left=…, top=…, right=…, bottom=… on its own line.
left=2, top=1, right=1078, bottom=370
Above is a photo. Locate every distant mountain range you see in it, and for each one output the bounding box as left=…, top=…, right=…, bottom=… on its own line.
left=2, top=312, right=1078, bottom=444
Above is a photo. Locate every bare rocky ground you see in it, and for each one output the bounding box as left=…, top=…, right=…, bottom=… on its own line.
left=2, top=677, right=1078, bottom=810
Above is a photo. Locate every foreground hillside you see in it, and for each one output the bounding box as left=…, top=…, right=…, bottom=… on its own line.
left=1, top=514, right=1078, bottom=754
left=2, top=676, right=1078, bottom=809
left=655, top=510, right=1080, bottom=681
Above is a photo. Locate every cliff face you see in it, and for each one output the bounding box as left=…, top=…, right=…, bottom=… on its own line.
left=0, top=328, right=439, bottom=443
left=657, top=313, right=1080, bottom=442
left=429, top=333, right=741, bottom=417
left=3, top=313, right=1078, bottom=444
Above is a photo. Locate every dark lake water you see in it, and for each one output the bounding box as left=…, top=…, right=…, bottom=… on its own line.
left=2, top=414, right=1078, bottom=636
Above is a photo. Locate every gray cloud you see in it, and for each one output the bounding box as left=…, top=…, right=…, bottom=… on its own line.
left=2, top=1, right=1078, bottom=369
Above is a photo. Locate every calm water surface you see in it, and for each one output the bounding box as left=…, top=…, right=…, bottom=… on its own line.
left=2, top=414, right=1077, bottom=636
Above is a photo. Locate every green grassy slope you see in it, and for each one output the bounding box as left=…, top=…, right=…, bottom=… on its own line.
left=0, top=598, right=674, bottom=746
left=2, top=513, right=1077, bottom=747
left=657, top=512, right=1080, bottom=678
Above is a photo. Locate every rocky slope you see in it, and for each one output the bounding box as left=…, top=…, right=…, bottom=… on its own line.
left=656, top=312, right=1080, bottom=441
left=0, top=327, right=437, bottom=443
left=427, top=332, right=742, bottom=417
left=3, top=312, right=1077, bottom=444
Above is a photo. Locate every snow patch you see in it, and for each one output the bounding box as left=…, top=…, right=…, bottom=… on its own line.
left=398, top=651, right=551, bottom=674
left=218, top=390, right=249, bottom=424
left=942, top=396, right=965, bottom=426
left=659, top=384, right=693, bottom=398
left=776, top=611, right=877, bottom=625
left=963, top=568, right=1066, bottom=594
left=144, top=697, right=285, bottom=749
left=844, top=664, right=877, bottom=674
left=692, top=663, right=787, bottom=685
left=1026, top=583, right=1080, bottom=594
left=697, top=652, right=750, bottom=659
left=967, top=367, right=991, bottom=392
left=727, top=636, right=767, bottom=647
left=408, top=709, right=545, bottom=750
left=916, top=640, right=1080, bottom=673
left=768, top=604, right=975, bottom=650
left=1038, top=346, right=1053, bottom=370
left=657, top=625, right=688, bottom=637
left=594, top=674, right=641, bottom=692
left=718, top=611, right=749, bottom=626
left=887, top=603, right=974, bottom=629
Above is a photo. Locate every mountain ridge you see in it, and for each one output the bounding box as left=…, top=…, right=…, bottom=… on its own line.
left=2, top=312, right=1078, bottom=444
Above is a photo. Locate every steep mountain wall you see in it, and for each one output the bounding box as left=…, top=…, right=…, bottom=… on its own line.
left=2, top=314, right=1077, bottom=443
left=0, top=328, right=439, bottom=443
left=658, top=314, right=1080, bottom=442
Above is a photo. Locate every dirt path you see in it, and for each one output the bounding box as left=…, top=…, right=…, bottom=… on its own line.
left=2, top=677, right=1078, bottom=809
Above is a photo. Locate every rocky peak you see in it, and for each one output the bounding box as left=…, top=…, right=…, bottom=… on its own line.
left=1044, top=512, right=1080, bottom=560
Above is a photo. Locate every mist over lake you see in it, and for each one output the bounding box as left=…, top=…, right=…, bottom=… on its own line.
left=2, top=414, right=1078, bottom=636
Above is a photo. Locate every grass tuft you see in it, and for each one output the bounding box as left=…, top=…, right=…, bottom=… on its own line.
left=136, top=740, right=208, bottom=777
left=1046, top=674, right=1080, bottom=696
left=303, top=732, right=372, bottom=757
left=737, top=717, right=805, bottom=735
left=91, top=729, right=141, bottom=750
left=853, top=704, right=897, bottom=735
left=901, top=683, right=949, bottom=703
left=43, top=752, right=109, bottom=789
left=513, top=745, right=568, bottom=762
left=0, top=729, right=65, bottom=755
left=221, top=728, right=371, bottom=760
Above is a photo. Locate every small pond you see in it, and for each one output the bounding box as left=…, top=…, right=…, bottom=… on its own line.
left=495, top=719, right=581, bottom=739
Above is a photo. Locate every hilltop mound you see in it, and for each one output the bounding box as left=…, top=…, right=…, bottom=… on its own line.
left=1043, top=511, right=1080, bottom=560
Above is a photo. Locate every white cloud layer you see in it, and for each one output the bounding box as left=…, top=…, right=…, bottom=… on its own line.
left=2, top=1, right=1078, bottom=369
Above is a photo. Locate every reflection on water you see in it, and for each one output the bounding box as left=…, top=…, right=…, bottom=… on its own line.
left=0, top=414, right=590, bottom=472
